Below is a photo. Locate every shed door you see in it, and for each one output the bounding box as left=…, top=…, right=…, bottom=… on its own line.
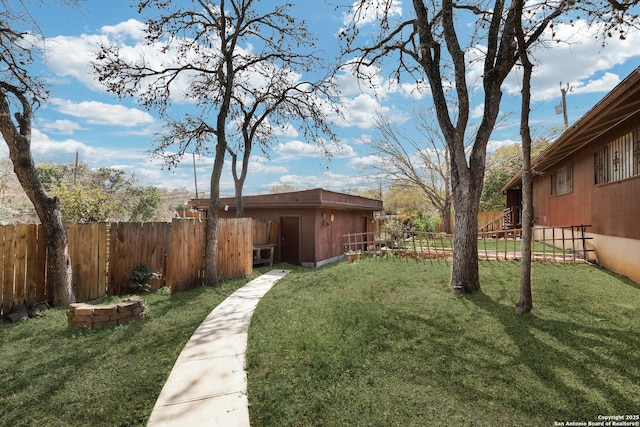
left=280, top=216, right=300, bottom=265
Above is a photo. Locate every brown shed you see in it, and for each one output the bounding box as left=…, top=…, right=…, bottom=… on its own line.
left=189, top=188, right=383, bottom=267
left=503, top=66, right=640, bottom=282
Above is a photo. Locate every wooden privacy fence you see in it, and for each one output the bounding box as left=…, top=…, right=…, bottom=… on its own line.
left=0, top=218, right=254, bottom=315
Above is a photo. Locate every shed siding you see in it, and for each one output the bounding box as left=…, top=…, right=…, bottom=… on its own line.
left=220, top=206, right=374, bottom=266
left=192, top=189, right=382, bottom=267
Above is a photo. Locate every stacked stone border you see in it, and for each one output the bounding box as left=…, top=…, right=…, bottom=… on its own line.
left=67, top=297, right=146, bottom=328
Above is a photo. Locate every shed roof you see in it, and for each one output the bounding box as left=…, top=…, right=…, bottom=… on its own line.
left=189, top=188, right=384, bottom=211
left=503, top=66, right=640, bottom=191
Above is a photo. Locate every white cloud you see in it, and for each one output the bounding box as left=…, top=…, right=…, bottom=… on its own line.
left=354, top=134, right=373, bottom=145
left=40, top=119, right=85, bottom=135
left=571, top=72, right=621, bottom=95
left=341, top=0, right=402, bottom=27
left=397, top=80, right=431, bottom=100
left=30, top=128, right=149, bottom=164
left=274, top=140, right=356, bottom=160
left=44, top=33, right=108, bottom=91
left=274, top=123, right=299, bottom=138
left=471, top=103, right=484, bottom=120
left=502, top=20, right=640, bottom=101
left=336, top=94, right=391, bottom=129
left=250, top=157, right=288, bottom=175
left=349, top=154, right=385, bottom=169
left=274, top=170, right=377, bottom=192
left=100, top=19, right=147, bottom=41
left=50, top=98, right=155, bottom=126
left=333, top=61, right=387, bottom=97
left=45, top=19, right=210, bottom=104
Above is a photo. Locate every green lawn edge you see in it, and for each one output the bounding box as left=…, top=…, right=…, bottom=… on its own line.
left=0, top=265, right=274, bottom=427
left=247, top=259, right=640, bottom=426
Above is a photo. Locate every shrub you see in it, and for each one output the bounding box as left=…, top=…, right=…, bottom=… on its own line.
left=410, top=211, right=440, bottom=232
left=128, top=265, right=161, bottom=293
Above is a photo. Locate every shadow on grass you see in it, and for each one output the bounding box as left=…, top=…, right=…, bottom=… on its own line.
left=1, top=266, right=281, bottom=427
left=466, top=290, right=640, bottom=421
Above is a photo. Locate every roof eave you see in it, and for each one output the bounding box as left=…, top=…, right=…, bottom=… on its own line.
left=502, top=66, right=640, bottom=192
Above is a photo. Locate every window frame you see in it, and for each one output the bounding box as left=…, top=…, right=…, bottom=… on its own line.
left=594, top=128, right=640, bottom=185
left=551, top=163, right=573, bottom=196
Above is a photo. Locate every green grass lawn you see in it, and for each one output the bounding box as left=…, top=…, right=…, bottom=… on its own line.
left=402, top=234, right=569, bottom=254
left=2, top=260, right=638, bottom=426
left=0, top=266, right=274, bottom=427
left=247, top=259, right=640, bottom=426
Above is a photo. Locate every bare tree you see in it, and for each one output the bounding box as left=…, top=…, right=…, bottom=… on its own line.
left=94, top=0, right=338, bottom=284
left=339, top=0, right=640, bottom=293
left=368, top=111, right=452, bottom=233
left=512, top=0, right=639, bottom=314
left=514, top=0, right=534, bottom=315
left=0, top=2, right=76, bottom=306
left=226, top=63, right=338, bottom=218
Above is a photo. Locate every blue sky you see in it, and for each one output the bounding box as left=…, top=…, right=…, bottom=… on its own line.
left=4, top=0, right=640, bottom=196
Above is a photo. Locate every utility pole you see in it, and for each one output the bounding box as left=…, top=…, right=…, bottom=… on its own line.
left=73, top=150, right=79, bottom=185
left=192, top=152, right=199, bottom=199
left=559, top=82, right=570, bottom=129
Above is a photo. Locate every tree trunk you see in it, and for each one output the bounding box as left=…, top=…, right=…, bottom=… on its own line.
left=203, top=142, right=226, bottom=286
left=235, top=186, right=244, bottom=219
left=229, top=147, right=248, bottom=219
left=442, top=194, right=452, bottom=234
left=450, top=183, right=481, bottom=293
left=0, top=85, right=75, bottom=306
left=229, top=133, right=252, bottom=219
left=515, top=0, right=533, bottom=315
left=40, top=207, right=75, bottom=306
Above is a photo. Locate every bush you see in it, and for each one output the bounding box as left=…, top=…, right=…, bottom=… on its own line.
left=128, top=265, right=161, bottom=293
left=410, top=211, right=440, bottom=232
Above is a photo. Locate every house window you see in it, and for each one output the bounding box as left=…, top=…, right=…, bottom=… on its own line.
left=594, top=128, right=639, bottom=184
left=551, top=164, right=572, bottom=195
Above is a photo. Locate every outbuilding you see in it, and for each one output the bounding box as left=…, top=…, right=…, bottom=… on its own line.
left=189, top=188, right=383, bottom=267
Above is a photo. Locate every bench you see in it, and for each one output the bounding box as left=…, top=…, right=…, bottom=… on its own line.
left=253, top=243, right=276, bottom=267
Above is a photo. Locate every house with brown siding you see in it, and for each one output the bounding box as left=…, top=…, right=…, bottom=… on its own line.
left=503, top=66, right=640, bottom=282
left=189, top=188, right=383, bottom=267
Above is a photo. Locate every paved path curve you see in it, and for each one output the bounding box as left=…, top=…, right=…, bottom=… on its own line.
left=147, top=269, right=291, bottom=427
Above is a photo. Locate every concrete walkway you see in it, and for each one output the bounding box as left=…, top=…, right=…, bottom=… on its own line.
left=147, top=269, right=291, bottom=427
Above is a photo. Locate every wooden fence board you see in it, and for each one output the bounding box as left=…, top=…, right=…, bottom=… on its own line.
left=137, top=222, right=169, bottom=290
left=14, top=224, right=28, bottom=307
left=217, top=220, right=229, bottom=280
left=25, top=224, right=39, bottom=304
left=35, top=225, right=48, bottom=303
left=109, top=222, right=139, bottom=296
left=166, top=220, right=182, bottom=292
left=193, top=220, right=206, bottom=286
left=268, top=220, right=279, bottom=245
left=253, top=220, right=267, bottom=246
left=107, top=222, right=123, bottom=296
left=96, top=222, right=108, bottom=299
left=167, top=219, right=193, bottom=293
left=87, top=223, right=99, bottom=300
left=166, top=219, right=252, bottom=293
left=2, top=226, right=16, bottom=312
left=70, top=224, right=87, bottom=301
left=1, top=219, right=254, bottom=314
left=252, top=220, right=279, bottom=246
left=108, top=222, right=170, bottom=294
left=86, top=223, right=107, bottom=300
left=69, top=224, right=85, bottom=301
